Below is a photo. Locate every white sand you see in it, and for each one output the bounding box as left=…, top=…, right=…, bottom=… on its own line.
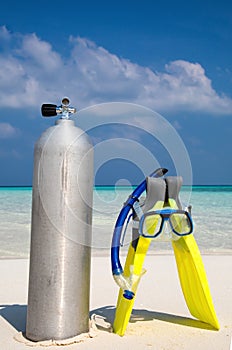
left=0, top=254, right=231, bottom=350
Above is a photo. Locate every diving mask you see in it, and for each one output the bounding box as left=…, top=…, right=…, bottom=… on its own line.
left=139, top=208, right=193, bottom=240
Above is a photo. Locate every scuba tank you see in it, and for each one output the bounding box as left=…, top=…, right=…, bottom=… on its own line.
left=26, top=98, right=93, bottom=341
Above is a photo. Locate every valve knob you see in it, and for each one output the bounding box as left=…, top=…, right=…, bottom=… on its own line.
left=41, top=104, right=57, bottom=117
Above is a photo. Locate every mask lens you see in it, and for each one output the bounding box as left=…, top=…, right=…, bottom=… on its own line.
left=170, top=212, right=192, bottom=235
left=142, top=213, right=162, bottom=237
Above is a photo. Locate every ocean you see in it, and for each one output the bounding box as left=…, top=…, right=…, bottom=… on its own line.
left=0, top=186, right=231, bottom=258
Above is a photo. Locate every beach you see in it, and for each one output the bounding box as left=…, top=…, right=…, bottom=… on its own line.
left=0, top=186, right=232, bottom=349
left=0, top=254, right=231, bottom=350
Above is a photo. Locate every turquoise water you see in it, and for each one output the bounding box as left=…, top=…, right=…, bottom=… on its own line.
left=0, top=186, right=231, bottom=258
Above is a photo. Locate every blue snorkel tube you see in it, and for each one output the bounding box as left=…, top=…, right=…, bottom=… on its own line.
left=111, top=168, right=168, bottom=298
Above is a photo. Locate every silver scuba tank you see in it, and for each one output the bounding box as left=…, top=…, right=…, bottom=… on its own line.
left=26, top=98, right=93, bottom=341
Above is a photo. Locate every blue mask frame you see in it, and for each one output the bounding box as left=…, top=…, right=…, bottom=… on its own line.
left=139, top=208, right=193, bottom=238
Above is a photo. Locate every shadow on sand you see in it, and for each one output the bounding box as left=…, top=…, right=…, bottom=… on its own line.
left=90, top=305, right=216, bottom=331
left=0, top=303, right=215, bottom=335
left=0, top=304, right=27, bottom=332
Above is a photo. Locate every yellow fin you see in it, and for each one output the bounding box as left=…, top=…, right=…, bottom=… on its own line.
left=169, top=199, right=220, bottom=330
left=113, top=200, right=164, bottom=336
left=113, top=236, right=151, bottom=335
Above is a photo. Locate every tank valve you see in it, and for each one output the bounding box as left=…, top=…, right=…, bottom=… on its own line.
left=41, top=97, right=76, bottom=119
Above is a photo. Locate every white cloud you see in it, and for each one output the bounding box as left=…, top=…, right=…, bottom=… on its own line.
left=0, top=26, right=232, bottom=115
left=0, top=122, right=18, bottom=138
left=0, top=25, right=11, bottom=41
left=20, top=33, right=62, bottom=71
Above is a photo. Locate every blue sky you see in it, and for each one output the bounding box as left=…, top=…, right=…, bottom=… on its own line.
left=0, top=0, right=231, bottom=185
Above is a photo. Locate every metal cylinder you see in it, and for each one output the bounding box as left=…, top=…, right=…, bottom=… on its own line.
left=26, top=119, right=93, bottom=341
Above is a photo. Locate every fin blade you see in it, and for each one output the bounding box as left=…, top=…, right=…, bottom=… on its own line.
left=114, top=296, right=135, bottom=336
left=113, top=201, right=164, bottom=335
left=172, top=235, right=220, bottom=330
left=113, top=237, right=152, bottom=335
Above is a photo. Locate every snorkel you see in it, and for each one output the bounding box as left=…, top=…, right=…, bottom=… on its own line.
left=111, top=168, right=168, bottom=299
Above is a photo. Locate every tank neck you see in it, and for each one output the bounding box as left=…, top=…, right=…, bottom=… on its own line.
left=55, top=119, right=75, bottom=126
